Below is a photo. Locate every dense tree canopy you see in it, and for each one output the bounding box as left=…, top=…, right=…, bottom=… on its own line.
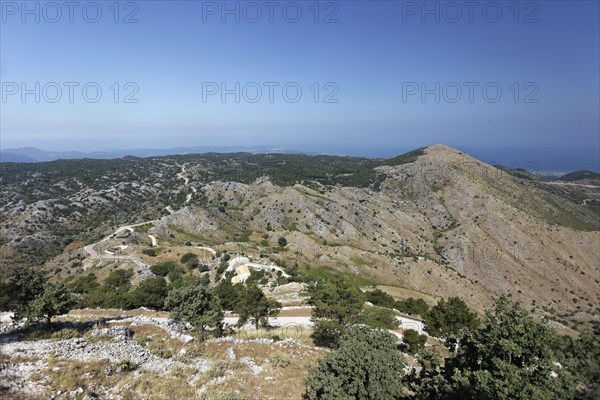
left=365, top=288, right=396, bottom=309
left=180, top=252, right=198, bottom=264
left=357, top=306, right=399, bottom=330
left=571, top=325, right=600, bottom=399
left=131, top=276, right=169, bottom=310
left=164, top=283, right=223, bottom=339
left=71, top=273, right=99, bottom=294
left=26, top=282, right=73, bottom=327
left=214, top=278, right=240, bottom=311
left=306, top=277, right=366, bottom=347
left=1, top=267, right=73, bottom=327
left=402, top=328, right=428, bottom=354
left=553, top=322, right=600, bottom=399
left=304, top=326, right=405, bottom=400
left=234, top=284, right=281, bottom=329
left=396, top=297, right=430, bottom=316
left=278, top=236, right=288, bottom=247
left=3, top=266, right=46, bottom=320
left=412, top=296, right=575, bottom=400
left=103, top=269, right=134, bottom=291
left=423, top=297, right=479, bottom=340
left=150, top=261, right=180, bottom=277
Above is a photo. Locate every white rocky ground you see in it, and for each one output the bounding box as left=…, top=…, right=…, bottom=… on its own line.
left=0, top=309, right=330, bottom=400
left=0, top=315, right=208, bottom=399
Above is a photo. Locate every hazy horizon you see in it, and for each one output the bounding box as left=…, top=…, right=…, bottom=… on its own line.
left=1, top=143, right=597, bottom=173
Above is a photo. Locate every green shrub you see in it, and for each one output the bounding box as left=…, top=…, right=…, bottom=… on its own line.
left=269, top=351, right=291, bottom=368
left=358, top=306, right=399, bottom=329
left=395, top=297, right=429, bottom=316
left=366, top=289, right=396, bottom=309
left=103, top=269, right=133, bottom=290
left=150, top=261, right=179, bottom=277
left=115, top=359, right=137, bottom=373
left=234, top=284, right=281, bottom=329
left=402, top=329, right=427, bottom=354
left=278, top=236, right=288, bottom=247
left=412, top=297, right=576, bottom=400
left=306, top=277, right=365, bottom=348
left=305, top=326, right=405, bottom=399
left=423, top=297, right=479, bottom=339
left=180, top=252, right=198, bottom=263
left=199, top=264, right=210, bottom=273
left=131, top=277, right=168, bottom=310
left=142, top=248, right=158, bottom=257
left=164, top=283, right=224, bottom=339
left=71, top=273, right=99, bottom=294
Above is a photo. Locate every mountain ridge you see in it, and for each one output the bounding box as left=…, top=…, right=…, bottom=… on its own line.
left=0, top=144, right=598, bottom=331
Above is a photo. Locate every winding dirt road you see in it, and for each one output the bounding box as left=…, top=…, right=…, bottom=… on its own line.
left=545, top=181, right=599, bottom=189
left=177, top=165, right=196, bottom=204
left=147, top=235, right=158, bottom=247
left=81, top=165, right=215, bottom=272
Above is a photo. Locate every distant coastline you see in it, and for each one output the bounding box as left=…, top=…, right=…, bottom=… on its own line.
left=1, top=145, right=598, bottom=174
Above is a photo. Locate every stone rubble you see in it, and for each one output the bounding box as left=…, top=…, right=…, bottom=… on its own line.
left=1, top=335, right=212, bottom=374
left=107, top=315, right=195, bottom=344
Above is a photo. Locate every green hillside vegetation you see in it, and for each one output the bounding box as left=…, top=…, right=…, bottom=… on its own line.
left=558, top=170, right=600, bottom=182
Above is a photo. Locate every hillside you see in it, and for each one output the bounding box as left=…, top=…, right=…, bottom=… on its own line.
left=557, top=170, right=600, bottom=183
left=0, top=145, right=598, bottom=330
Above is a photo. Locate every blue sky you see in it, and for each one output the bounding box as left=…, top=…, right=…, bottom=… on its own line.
left=0, top=0, right=598, bottom=165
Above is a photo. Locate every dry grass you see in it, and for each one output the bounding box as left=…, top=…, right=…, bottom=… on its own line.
left=200, top=339, right=327, bottom=400
left=0, top=350, right=40, bottom=364
left=225, top=307, right=311, bottom=318
left=67, top=308, right=169, bottom=319
left=22, top=326, right=84, bottom=342
left=45, top=358, right=113, bottom=394
left=2, top=327, right=327, bottom=400
left=124, top=323, right=204, bottom=361
left=205, top=359, right=244, bottom=380
left=43, top=354, right=207, bottom=399
left=275, top=308, right=312, bottom=318
left=6, top=308, right=331, bottom=400
left=369, top=285, right=441, bottom=305
left=118, top=370, right=205, bottom=400
left=230, top=326, right=314, bottom=345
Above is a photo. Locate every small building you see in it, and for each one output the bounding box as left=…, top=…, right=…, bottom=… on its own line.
left=396, top=312, right=426, bottom=335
